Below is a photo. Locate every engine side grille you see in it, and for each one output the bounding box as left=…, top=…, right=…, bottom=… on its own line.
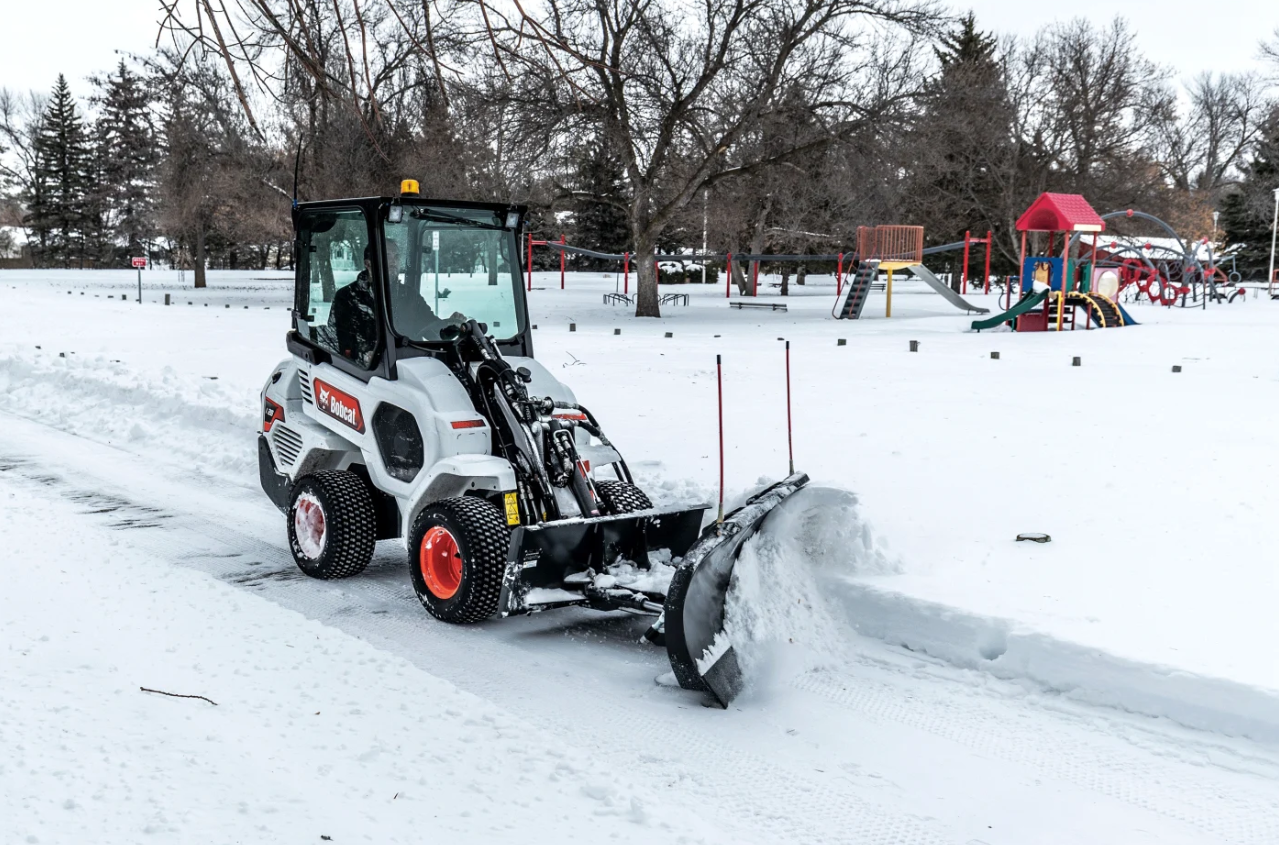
left=299, top=372, right=313, bottom=405
left=272, top=424, right=303, bottom=467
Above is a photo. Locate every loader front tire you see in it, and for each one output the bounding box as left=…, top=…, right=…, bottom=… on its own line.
left=287, top=471, right=376, bottom=579
left=410, top=497, right=509, bottom=624
left=595, top=480, right=653, bottom=515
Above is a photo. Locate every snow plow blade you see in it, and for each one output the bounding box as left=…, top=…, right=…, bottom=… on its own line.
left=662, top=473, right=810, bottom=708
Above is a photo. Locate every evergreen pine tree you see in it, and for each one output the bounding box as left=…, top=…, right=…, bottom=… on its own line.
left=81, top=118, right=112, bottom=265
left=568, top=137, right=630, bottom=269
left=94, top=60, right=160, bottom=265
left=934, top=11, right=998, bottom=70
left=1220, top=113, right=1279, bottom=279
left=31, top=75, right=92, bottom=267
left=903, top=12, right=1012, bottom=274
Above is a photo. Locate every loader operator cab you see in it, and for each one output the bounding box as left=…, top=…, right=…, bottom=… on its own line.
left=291, top=189, right=529, bottom=380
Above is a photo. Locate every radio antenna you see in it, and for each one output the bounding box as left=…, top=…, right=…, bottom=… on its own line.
left=292, top=139, right=305, bottom=209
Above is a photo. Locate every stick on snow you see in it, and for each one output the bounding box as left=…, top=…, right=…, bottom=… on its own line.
left=140, top=686, right=218, bottom=706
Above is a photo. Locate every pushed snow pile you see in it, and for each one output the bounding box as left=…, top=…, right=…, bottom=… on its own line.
left=830, top=582, right=1279, bottom=742
left=716, top=488, right=1279, bottom=741
left=721, top=486, right=898, bottom=686
left=0, top=350, right=257, bottom=479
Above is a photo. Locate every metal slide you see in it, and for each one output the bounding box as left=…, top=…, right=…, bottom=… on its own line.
left=905, top=264, right=990, bottom=314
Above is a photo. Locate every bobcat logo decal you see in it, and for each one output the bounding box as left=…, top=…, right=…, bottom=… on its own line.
left=313, top=378, right=365, bottom=434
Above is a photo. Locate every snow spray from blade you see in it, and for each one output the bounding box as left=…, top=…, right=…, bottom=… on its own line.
left=720, top=486, right=900, bottom=692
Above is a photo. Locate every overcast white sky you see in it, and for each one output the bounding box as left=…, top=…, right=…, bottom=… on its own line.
left=0, top=0, right=1275, bottom=96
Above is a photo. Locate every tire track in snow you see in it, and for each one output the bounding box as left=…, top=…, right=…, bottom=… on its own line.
left=793, top=667, right=1279, bottom=844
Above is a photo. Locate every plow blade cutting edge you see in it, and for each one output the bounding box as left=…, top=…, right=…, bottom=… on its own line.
left=662, top=473, right=811, bottom=708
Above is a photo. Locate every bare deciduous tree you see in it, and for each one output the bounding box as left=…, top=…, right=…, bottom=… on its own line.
left=1154, top=73, right=1268, bottom=196
left=0, top=89, right=50, bottom=251
left=487, top=0, right=937, bottom=315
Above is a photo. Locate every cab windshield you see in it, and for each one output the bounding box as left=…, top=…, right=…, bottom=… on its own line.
left=384, top=205, right=524, bottom=343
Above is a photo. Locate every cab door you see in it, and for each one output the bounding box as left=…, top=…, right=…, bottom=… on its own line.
left=293, top=206, right=383, bottom=446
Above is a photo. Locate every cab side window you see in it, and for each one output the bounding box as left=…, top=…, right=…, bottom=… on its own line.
left=297, top=209, right=378, bottom=368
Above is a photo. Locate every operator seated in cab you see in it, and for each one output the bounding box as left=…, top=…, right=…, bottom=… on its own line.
left=384, top=237, right=467, bottom=340
left=329, top=242, right=467, bottom=366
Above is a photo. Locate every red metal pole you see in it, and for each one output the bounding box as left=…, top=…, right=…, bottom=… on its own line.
left=962, top=231, right=970, bottom=295
left=836, top=252, right=844, bottom=297
left=1013, top=230, right=1026, bottom=311
left=716, top=354, right=725, bottom=525
left=1091, top=232, right=1098, bottom=293
left=559, top=234, right=565, bottom=290
left=725, top=252, right=732, bottom=298
left=526, top=233, right=533, bottom=291
left=984, top=231, right=992, bottom=292
left=785, top=341, right=793, bottom=476
left=1056, top=228, right=1069, bottom=331
left=623, top=252, right=629, bottom=295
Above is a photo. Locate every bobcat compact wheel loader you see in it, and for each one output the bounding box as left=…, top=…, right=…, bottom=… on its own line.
left=257, top=182, right=808, bottom=706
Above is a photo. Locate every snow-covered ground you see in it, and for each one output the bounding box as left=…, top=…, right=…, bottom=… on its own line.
left=3, top=267, right=1279, bottom=843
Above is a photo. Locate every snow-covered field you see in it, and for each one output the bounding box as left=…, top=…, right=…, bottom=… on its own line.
left=3, top=267, right=1279, bottom=843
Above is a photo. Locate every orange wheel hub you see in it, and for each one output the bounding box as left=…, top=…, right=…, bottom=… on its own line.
left=420, top=526, right=462, bottom=600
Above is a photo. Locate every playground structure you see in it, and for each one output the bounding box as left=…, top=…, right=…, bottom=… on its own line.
left=1073, top=210, right=1243, bottom=308
left=972, top=193, right=1137, bottom=333
left=525, top=194, right=1252, bottom=320
left=832, top=225, right=989, bottom=320
left=958, top=230, right=993, bottom=295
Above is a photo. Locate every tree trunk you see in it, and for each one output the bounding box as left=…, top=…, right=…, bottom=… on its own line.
left=732, top=253, right=749, bottom=295
left=193, top=224, right=207, bottom=289
left=486, top=238, right=498, bottom=285
left=780, top=268, right=790, bottom=297
left=633, top=236, right=661, bottom=317
left=747, top=195, right=773, bottom=296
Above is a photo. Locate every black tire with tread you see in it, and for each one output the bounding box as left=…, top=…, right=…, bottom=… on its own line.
left=287, top=470, right=376, bottom=579
left=595, top=480, right=653, bottom=515
left=409, top=497, right=509, bottom=624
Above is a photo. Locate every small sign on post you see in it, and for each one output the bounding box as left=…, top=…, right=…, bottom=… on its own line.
left=132, top=257, right=146, bottom=304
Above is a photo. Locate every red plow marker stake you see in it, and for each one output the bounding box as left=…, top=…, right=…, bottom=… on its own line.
left=785, top=341, right=794, bottom=476
left=717, top=354, right=725, bottom=525
left=662, top=354, right=813, bottom=708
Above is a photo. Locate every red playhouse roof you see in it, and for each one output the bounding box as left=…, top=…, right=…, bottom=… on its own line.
left=1016, top=193, right=1106, bottom=233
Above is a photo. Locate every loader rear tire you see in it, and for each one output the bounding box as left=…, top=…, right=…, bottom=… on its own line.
left=595, top=480, right=653, bottom=515
left=409, top=497, right=509, bottom=624
left=287, top=471, right=376, bottom=579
